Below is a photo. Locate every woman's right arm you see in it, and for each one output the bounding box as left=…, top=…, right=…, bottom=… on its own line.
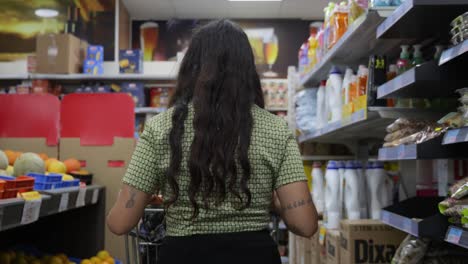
left=273, top=129, right=319, bottom=238
left=275, top=182, right=318, bottom=237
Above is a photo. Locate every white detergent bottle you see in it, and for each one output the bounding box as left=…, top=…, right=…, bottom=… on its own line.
left=325, top=160, right=341, bottom=229
left=316, top=80, right=327, bottom=129
left=312, top=162, right=325, bottom=214
left=344, top=161, right=360, bottom=220
left=354, top=161, right=368, bottom=219
left=367, top=161, right=388, bottom=220
left=337, top=161, right=346, bottom=218
left=342, top=68, right=353, bottom=105
left=328, top=66, right=343, bottom=122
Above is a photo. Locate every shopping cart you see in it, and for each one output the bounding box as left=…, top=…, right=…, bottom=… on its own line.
left=125, top=207, right=165, bottom=264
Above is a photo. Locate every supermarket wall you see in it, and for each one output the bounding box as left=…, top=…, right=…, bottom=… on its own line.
left=131, top=19, right=313, bottom=78
left=0, top=0, right=118, bottom=62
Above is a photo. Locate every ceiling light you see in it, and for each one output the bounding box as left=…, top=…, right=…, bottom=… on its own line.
left=35, top=8, right=59, bottom=18
left=228, top=0, right=282, bottom=2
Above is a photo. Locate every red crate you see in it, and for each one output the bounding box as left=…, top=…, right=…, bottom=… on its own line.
left=14, top=176, right=35, bottom=189
left=0, top=191, right=3, bottom=199
left=1, top=187, right=33, bottom=199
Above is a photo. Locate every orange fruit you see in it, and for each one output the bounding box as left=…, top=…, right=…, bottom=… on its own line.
left=104, top=258, right=114, bottom=264
left=97, top=251, right=110, bottom=261
left=4, top=150, right=19, bottom=165
left=90, top=257, right=102, bottom=264
left=45, top=158, right=58, bottom=171
left=38, top=153, right=49, bottom=161
left=48, top=160, right=67, bottom=174
left=64, top=158, right=81, bottom=173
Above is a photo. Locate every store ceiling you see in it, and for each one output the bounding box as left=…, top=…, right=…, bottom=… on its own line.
left=122, top=0, right=328, bottom=20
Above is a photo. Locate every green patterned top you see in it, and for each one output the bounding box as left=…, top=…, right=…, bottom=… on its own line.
left=122, top=104, right=306, bottom=236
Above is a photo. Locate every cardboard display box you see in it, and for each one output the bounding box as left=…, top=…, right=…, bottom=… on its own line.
left=0, top=138, right=58, bottom=158
left=326, top=229, right=340, bottom=264
left=59, top=137, right=134, bottom=261
left=36, top=34, right=87, bottom=74
left=340, top=220, right=406, bottom=264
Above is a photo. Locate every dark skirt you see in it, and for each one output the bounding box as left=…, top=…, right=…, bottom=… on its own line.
left=157, top=230, right=281, bottom=264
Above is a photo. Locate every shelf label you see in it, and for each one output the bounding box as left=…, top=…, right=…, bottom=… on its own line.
left=76, top=186, right=87, bottom=208
left=444, top=130, right=460, bottom=144
left=446, top=227, right=463, bottom=244
left=20, top=193, right=42, bottom=225
left=59, top=193, right=69, bottom=212
left=92, top=189, right=99, bottom=204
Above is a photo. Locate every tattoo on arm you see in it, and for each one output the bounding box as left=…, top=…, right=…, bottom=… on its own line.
left=281, top=198, right=313, bottom=212
left=125, top=188, right=137, bottom=209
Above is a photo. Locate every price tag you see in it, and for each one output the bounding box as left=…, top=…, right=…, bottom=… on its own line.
left=20, top=192, right=42, bottom=225
left=444, top=130, right=459, bottom=144
left=59, top=193, right=69, bottom=212
left=446, top=227, right=462, bottom=244
left=75, top=187, right=87, bottom=208
left=92, top=189, right=99, bottom=204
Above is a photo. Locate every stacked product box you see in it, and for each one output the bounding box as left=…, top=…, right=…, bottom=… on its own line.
left=83, top=45, right=104, bottom=75
left=119, top=50, right=143, bottom=74
left=122, top=82, right=145, bottom=107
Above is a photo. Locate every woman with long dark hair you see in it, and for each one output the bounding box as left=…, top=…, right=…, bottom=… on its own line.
left=108, top=19, right=318, bottom=264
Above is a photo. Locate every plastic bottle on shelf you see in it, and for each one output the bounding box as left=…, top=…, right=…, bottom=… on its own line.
left=298, top=42, right=309, bottom=73
left=354, top=160, right=368, bottom=219
left=357, top=65, right=369, bottom=96
left=325, top=78, right=333, bottom=123
left=337, top=161, right=346, bottom=218
left=366, top=161, right=388, bottom=220
left=328, top=66, right=343, bottom=122
left=329, top=3, right=349, bottom=49
left=342, top=68, right=353, bottom=105
left=434, top=45, right=444, bottom=62
left=412, top=44, right=424, bottom=66
left=397, top=45, right=411, bottom=75
left=344, top=161, right=360, bottom=220
left=316, top=80, right=327, bottom=129
left=312, top=162, right=325, bottom=214
left=323, top=3, right=336, bottom=54
left=348, top=74, right=358, bottom=110
left=325, top=160, right=341, bottom=229
left=307, top=24, right=320, bottom=68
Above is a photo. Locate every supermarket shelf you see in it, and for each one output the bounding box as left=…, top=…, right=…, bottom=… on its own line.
left=381, top=196, right=448, bottom=240
left=302, top=155, right=354, bottom=161
left=439, top=40, right=468, bottom=66
left=30, top=73, right=177, bottom=81
left=378, top=136, right=468, bottom=161
left=377, top=0, right=468, bottom=39
left=445, top=226, right=468, bottom=249
left=377, top=61, right=468, bottom=99
left=368, top=106, right=448, bottom=120
left=0, top=185, right=103, bottom=232
left=0, top=74, right=29, bottom=80
left=135, top=107, right=167, bottom=114
left=299, top=8, right=398, bottom=86
left=443, top=127, right=468, bottom=145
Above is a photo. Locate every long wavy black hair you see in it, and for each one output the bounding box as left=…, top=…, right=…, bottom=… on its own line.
left=166, top=19, right=265, bottom=219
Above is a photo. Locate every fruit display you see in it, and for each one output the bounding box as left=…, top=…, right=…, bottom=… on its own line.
left=0, top=150, right=8, bottom=170
left=13, top=153, right=46, bottom=177
left=0, top=250, right=118, bottom=264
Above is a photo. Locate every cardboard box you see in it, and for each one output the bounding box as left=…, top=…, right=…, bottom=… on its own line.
left=59, top=137, right=135, bottom=261
left=119, top=49, right=143, bottom=73
left=36, top=34, right=86, bottom=74
left=0, top=138, right=58, bottom=159
left=122, top=82, right=145, bottom=107
left=83, top=59, right=104, bottom=75
left=87, top=45, right=104, bottom=62
left=340, top=220, right=406, bottom=264
left=326, top=229, right=340, bottom=264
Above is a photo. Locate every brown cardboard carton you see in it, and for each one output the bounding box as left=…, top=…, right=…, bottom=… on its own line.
left=326, top=230, right=340, bottom=264
left=59, top=137, right=135, bottom=261
left=340, top=219, right=406, bottom=264
left=310, top=224, right=321, bottom=264
left=36, top=34, right=86, bottom=74
left=0, top=138, right=58, bottom=158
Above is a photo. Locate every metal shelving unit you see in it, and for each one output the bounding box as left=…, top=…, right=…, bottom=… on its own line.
left=299, top=8, right=398, bottom=86
left=377, top=61, right=468, bottom=99
left=445, top=226, right=468, bottom=249
left=439, top=40, right=468, bottom=66
left=443, top=127, right=468, bottom=145
left=377, top=0, right=468, bottom=39
left=378, top=136, right=468, bottom=161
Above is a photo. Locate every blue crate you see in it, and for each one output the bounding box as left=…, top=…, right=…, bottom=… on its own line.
left=27, top=173, right=62, bottom=183
left=34, top=182, right=53, bottom=191
left=52, top=182, right=63, bottom=189
left=62, top=179, right=80, bottom=188
left=0, top=175, right=15, bottom=180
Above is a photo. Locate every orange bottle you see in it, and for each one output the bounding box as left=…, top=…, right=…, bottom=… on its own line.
left=329, top=5, right=349, bottom=49
left=348, top=75, right=358, bottom=109
left=358, top=66, right=368, bottom=96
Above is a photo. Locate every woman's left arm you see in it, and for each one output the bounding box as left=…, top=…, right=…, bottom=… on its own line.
left=107, top=184, right=152, bottom=235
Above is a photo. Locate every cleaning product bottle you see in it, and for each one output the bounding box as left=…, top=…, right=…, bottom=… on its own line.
left=329, top=3, right=349, bottom=49
left=412, top=44, right=424, bottom=66
left=328, top=66, right=343, bottom=122
left=307, top=24, right=319, bottom=68
left=348, top=74, right=358, bottom=111
left=386, top=64, right=398, bottom=107
left=354, top=161, right=368, bottom=219
left=366, top=161, right=388, bottom=220
left=298, top=42, right=309, bottom=73
left=312, top=162, right=325, bottom=214
left=342, top=68, right=353, bottom=105
left=325, top=161, right=341, bottom=229
left=434, top=45, right=444, bottom=62
left=344, top=161, right=360, bottom=220
left=397, top=45, right=411, bottom=75
left=316, top=80, right=327, bottom=129
left=325, top=78, right=333, bottom=123
left=337, top=161, right=346, bottom=218
left=357, top=65, right=369, bottom=96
